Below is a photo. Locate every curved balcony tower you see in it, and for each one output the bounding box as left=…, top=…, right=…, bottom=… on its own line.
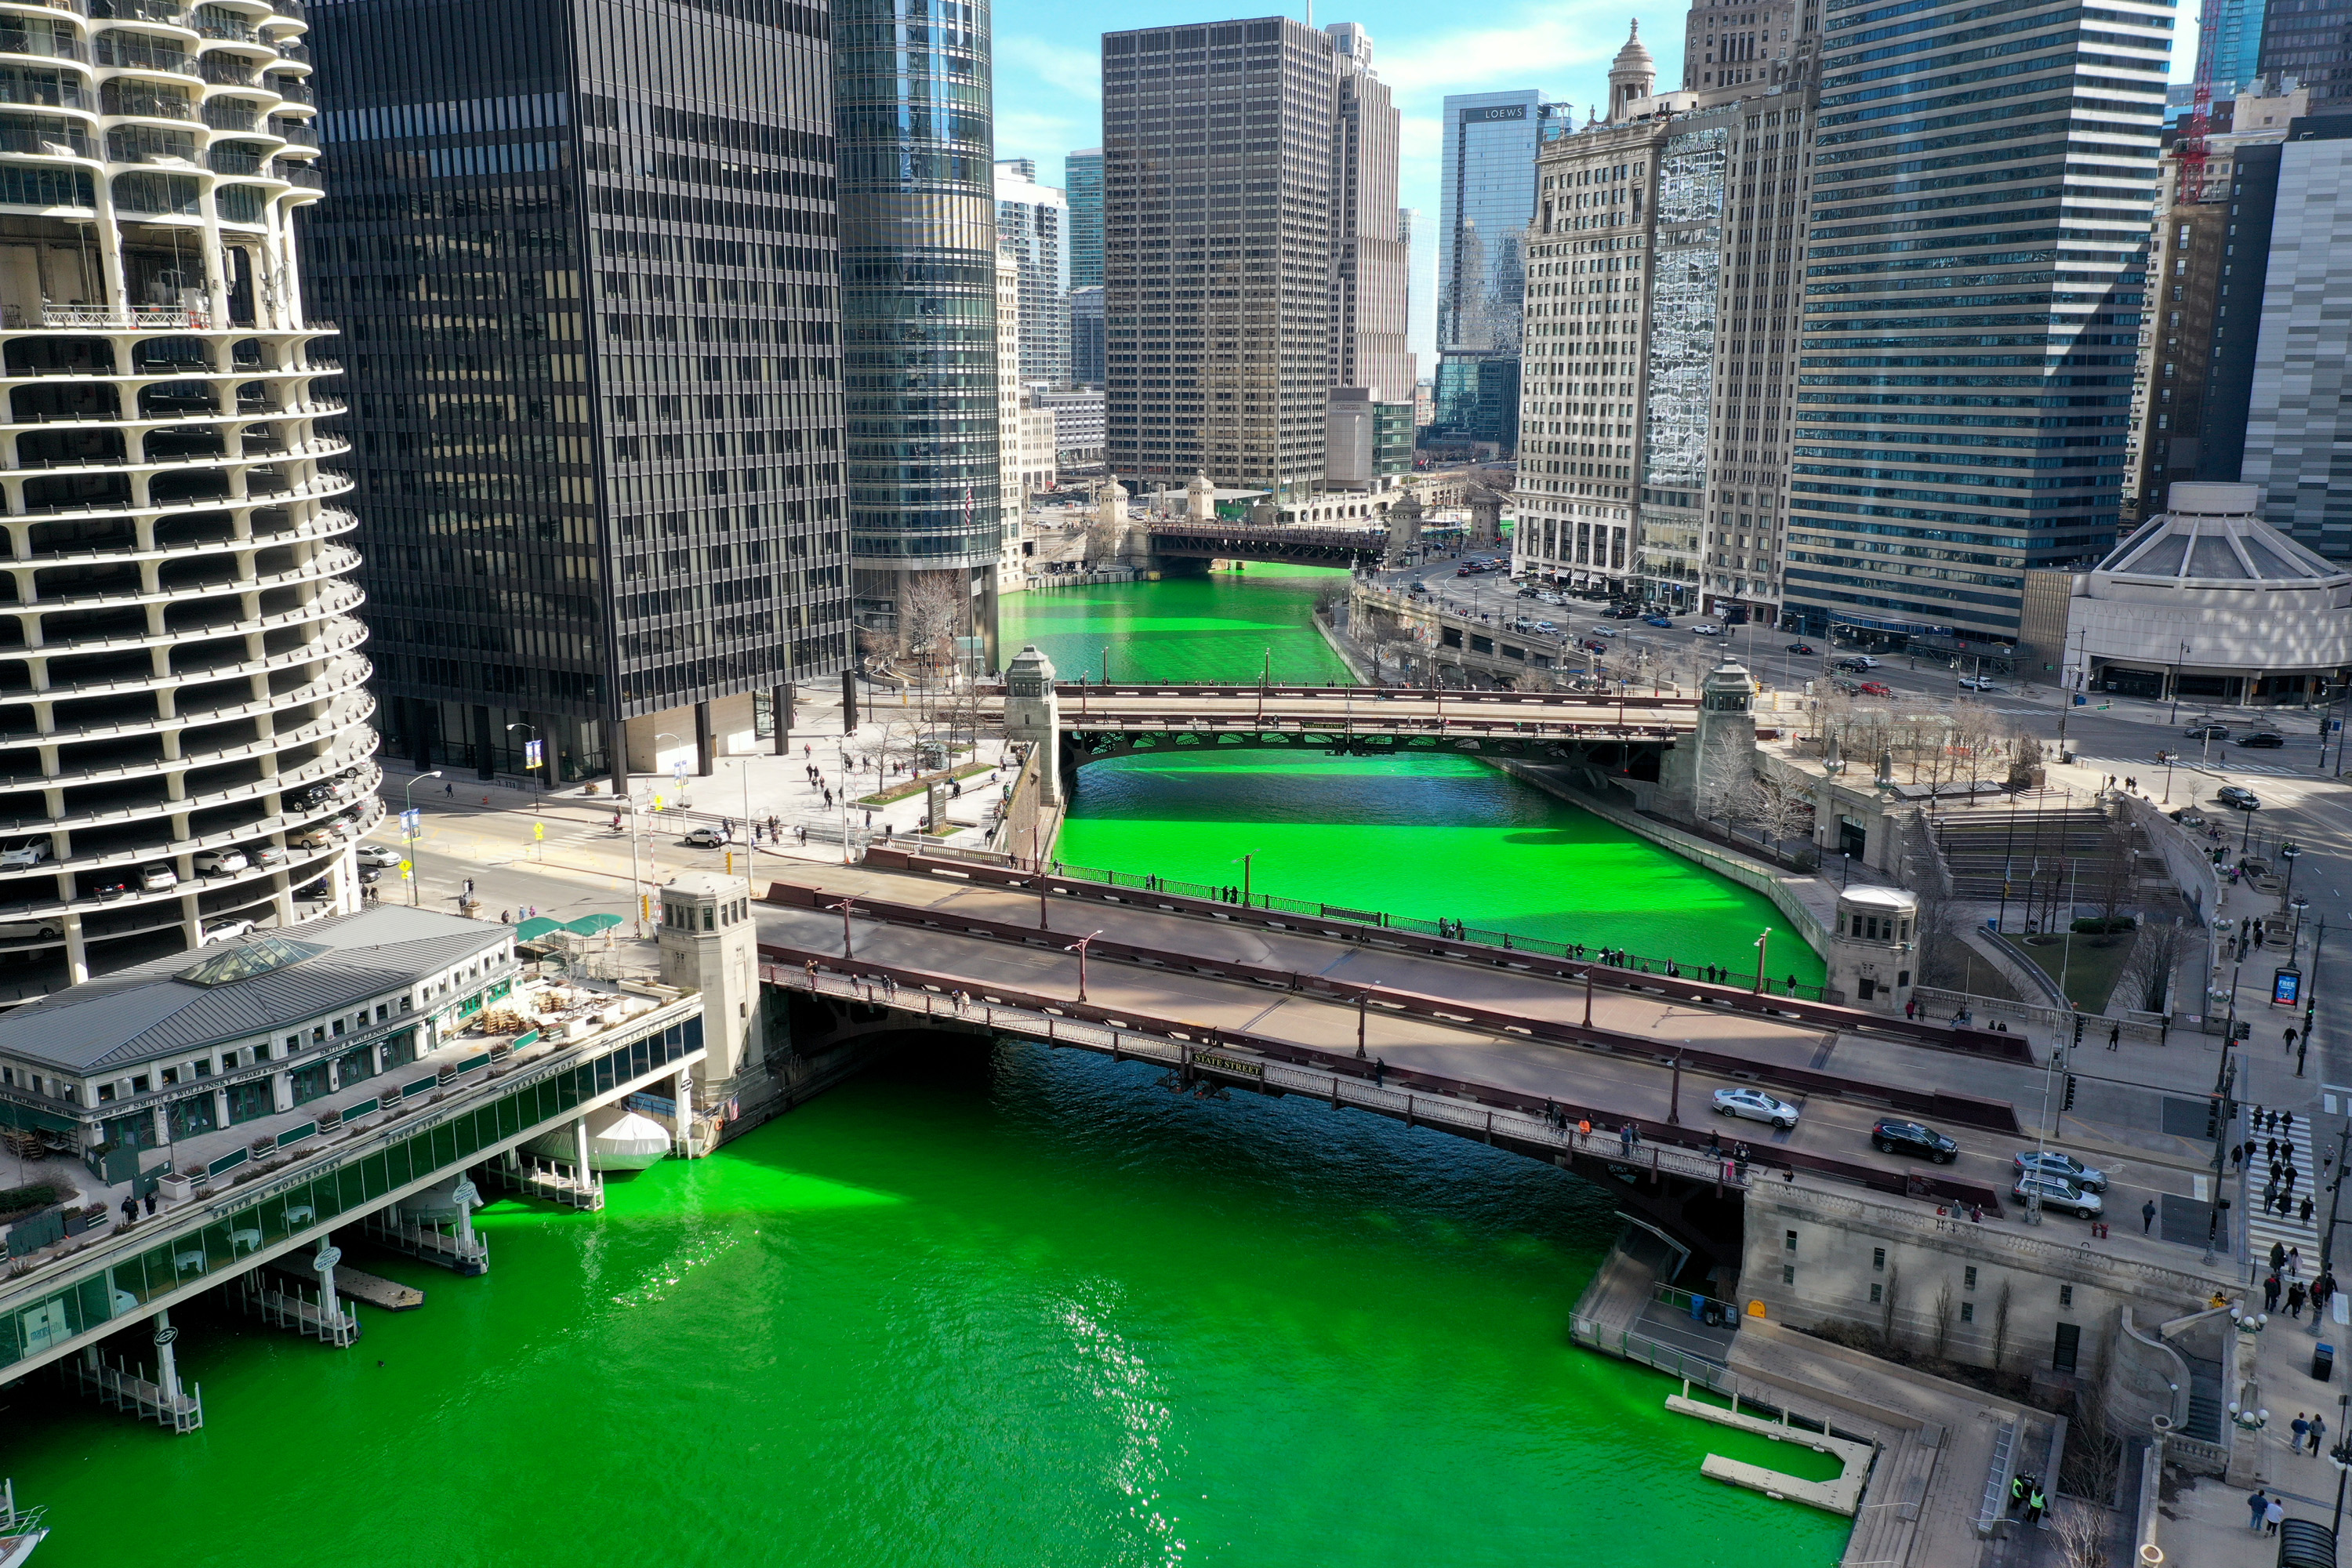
left=0, top=0, right=366, bottom=1000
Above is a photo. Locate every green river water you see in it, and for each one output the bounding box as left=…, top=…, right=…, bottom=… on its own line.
left=8, top=565, right=1846, bottom=1567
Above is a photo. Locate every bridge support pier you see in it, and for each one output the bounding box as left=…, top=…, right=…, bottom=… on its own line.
left=1000, top=644, right=1063, bottom=808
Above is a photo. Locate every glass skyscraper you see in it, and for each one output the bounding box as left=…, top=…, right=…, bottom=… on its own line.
left=1430, top=90, right=1551, bottom=453
left=2202, top=0, right=2269, bottom=99
left=835, top=0, right=1003, bottom=644
left=1065, top=147, right=1103, bottom=291
left=2260, top=0, right=2352, bottom=107
left=1782, top=0, right=2171, bottom=644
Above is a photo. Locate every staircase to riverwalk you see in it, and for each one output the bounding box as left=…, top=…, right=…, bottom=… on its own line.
left=1932, top=807, right=2142, bottom=905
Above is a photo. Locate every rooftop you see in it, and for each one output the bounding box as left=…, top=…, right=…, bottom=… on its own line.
left=0, top=906, right=508, bottom=1074
left=2096, top=482, right=2350, bottom=587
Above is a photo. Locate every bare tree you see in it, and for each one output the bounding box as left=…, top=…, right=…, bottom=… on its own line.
left=1730, top=769, right=1817, bottom=854
left=2046, top=1501, right=2111, bottom=1568
left=1880, top=1264, right=1903, bottom=1347
left=1697, top=742, right=1751, bottom=828
left=1931, top=1280, right=1955, bottom=1359
left=896, top=572, right=966, bottom=672
left=2120, top=920, right=2189, bottom=1014
left=1991, top=1279, right=2013, bottom=1373
left=1082, top=517, right=1123, bottom=565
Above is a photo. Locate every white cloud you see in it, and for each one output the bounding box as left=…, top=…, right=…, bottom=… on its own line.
left=999, top=35, right=1104, bottom=100
left=1377, top=0, right=1669, bottom=104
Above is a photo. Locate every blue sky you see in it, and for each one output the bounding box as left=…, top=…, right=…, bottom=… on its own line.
left=989, top=2, right=2195, bottom=368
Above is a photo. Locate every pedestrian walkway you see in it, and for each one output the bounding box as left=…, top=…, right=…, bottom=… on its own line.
left=2077, top=753, right=2310, bottom=781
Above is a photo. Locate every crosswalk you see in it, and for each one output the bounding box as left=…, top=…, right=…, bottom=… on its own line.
left=2075, top=753, right=2310, bottom=780
left=2245, top=1104, right=2321, bottom=1287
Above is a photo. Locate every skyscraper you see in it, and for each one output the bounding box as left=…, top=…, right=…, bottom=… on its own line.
left=0, top=0, right=368, bottom=990
left=1431, top=90, right=1552, bottom=455
left=994, top=159, right=1069, bottom=384
left=1781, top=0, right=2170, bottom=643
left=1101, top=17, right=1340, bottom=497
left=1327, top=24, right=1411, bottom=405
left=2260, top=1, right=2352, bottom=107
left=2201, top=0, right=2270, bottom=99
left=835, top=0, right=1002, bottom=649
left=1069, top=285, right=1105, bottom=384
left=308, top=0, right=849, bottom=787
left=1066, top=148, right=1104, bottom=291
left=1682, top=0, right=1801, bottom=93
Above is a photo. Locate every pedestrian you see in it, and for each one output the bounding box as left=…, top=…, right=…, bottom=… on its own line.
left=2268, top=1496, right=2286, bottom=1535
left=2314, top=1412, right=2330, bottom=1456
left=2109, top=1023, right=2121, bottom=1050
left=2294, top=1413, right=2310, bottom=1451
left=2009, top=1472, right=2027, bottom=1514
left=2288, top=1166, right=2303, bottom=1196
left=463, top=877, right=474, bottom=899
left=2233, top=1144, right=2246, bottom=1171
left=2290, top=1246, right=2305, bottom=1279
left=2270, top=1137, right=2281, bottom=1163
left=1373, top=1057, right=1386, bottom=1088
left=2290, top=1280, right=2308, bottom=1319
left=2143, top=1198, right=2158, bottom=1234
left=445, top=782, right=453, bottom=797
left=2274, top=1240, right=2290, bottom=1272
left=2249, top=1489, right=2270, bottom=1533
left=499, top=909, right=510, bottom=924
left=2286, top=1111, right=2299, bottom=1137
left=141, top=1189, right=157, bottom=1216
left=1734, top=1142, right=1751, bottom=1179
left=2026, top=1479, right=2046, bottom=1526
left=120, top=1194, right=136, bottom=1224
left=2267, top=1273, right=2283, bottom=1313
left=1619, top=1121, right=1635, bottom=1156
left=1906, top=997, right=1917, bottom=1020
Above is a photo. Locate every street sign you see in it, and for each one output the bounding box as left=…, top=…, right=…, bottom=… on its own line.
left=2274, top=967, right=2303, bottom=1007
left=532, top=822, right=543, bottom=840
left=397, top=860, right=410, bottom=873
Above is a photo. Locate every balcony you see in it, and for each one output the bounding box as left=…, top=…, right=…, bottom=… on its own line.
left=38, top=304, right=210, bottom=328
left=101, top=86, right=195, bottom=121
left=0, top=27, right=87, bottom=61
left=201, top=140, right=257, bottom=173
left=90, top=0, right=187, bottom=24
left=0, top=125, right=93, bottom=156
left=196, top=96, right=255, bottom=131
left=94, top=37, right=193, bottom=74
left=194, top=53, right=252, bottom=85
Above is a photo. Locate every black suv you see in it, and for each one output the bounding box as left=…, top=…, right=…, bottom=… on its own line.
left=1871, top=1118, right=1958, bottom=1164
left=2236, top=731, right=2288, bottom=750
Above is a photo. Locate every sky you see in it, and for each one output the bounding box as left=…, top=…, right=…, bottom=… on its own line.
left=989, top=0, right=2200, bottom=372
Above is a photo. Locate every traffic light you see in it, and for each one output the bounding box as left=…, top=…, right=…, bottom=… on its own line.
left=2064, top=1074, right=2078, bottom=1110
left=2071, top=1014, right=2085, bottom=1048
left=2206, top=1096, right=2223, bottom=1139
left=2234, top=1021, right=2252, bottom=1042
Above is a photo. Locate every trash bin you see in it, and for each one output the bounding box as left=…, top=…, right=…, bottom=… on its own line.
left=1690, top=1294, right=1708, bottom=1323
left=1705, top=1300, right=1729, bottom=1327
left=2277, top=1516, right=2337, bottom=1568
left=2316, top=1342, right=2336, bottom=1383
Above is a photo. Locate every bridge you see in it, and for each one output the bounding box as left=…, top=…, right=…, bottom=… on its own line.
left=1034, top=684, right=1699, bottom=783
left=745, top=848, right=2201, bottom=1278
left=1142, top=520, right=1392, bottom=569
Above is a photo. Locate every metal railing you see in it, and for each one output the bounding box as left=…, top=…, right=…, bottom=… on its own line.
left=1569, top=1313, right=1736, bottom=1392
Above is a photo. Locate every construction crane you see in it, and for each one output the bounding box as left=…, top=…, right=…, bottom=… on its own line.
left=2177, top=0, right=2224, bottom=203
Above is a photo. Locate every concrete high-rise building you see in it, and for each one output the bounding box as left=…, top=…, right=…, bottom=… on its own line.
left=1102, top=16, right=1339, bottom=498
left=2261, top=1, right=2352, bottom=108
left=1065, top=148, right=1104, bottom=291
left=1327, top=25, right=1410, bottom=408
left=1429, top=90, right=1553, bottom=455
left=1069, top=285, right=1105, bottom=385
left=1780, top=0, right=2171, bottom=644
left=837, top=0, right=1001, bottom=652
left=1682, top=0, right=1801, bottom=92
left=994, top=160, right=1069, bottom=384
left=0, top=0, right=370, bottom=993
left=308, top=0, right=849, bottom=788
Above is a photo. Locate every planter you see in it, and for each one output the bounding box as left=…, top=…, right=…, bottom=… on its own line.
left=157, top=1173, right=194, bottom=1203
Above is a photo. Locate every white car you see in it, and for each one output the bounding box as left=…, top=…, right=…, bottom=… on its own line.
left=0, top=917, right=63, bottom=940
left=1846, top=655, right=1883, bottom=669
left=1533, top=620, right=1559, bottom=633
left=0, top=840, right=49, bottom=870
left=200, top=918, right=255, bottom=946
left=1958, top=676, right=2004, bottom=691
left=2013, top=1172, right=2103, bottom=1218
left=1588, top=626, right=1620, bottom=638
left=355, top=844, right=401, bottom=869
left=1712, top=1087, right=1800, bottom=1129
left=138, top=862, right=178, bottom=892
left=192, top=848, right=249, bottom=877
left=1690, top=623, right=1725, bottom=637
left=2014, top=1149, right=2108, bottom=1192
left=683, top=825, right=731, bottom=848
left=247, top=843, right=288, bottom=868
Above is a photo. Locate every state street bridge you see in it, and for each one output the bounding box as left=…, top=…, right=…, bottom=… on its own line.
left=1142, top=521, right=1391, bottom=568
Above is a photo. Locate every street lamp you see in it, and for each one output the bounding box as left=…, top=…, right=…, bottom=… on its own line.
left=1066, top=929, right=1105, bottom=1003
left=2282, top=840, right=2304, bottom=903
left=2169, top=640, right=2190, bottom=725
left=1753, top=927, right=1773, bottom=993
left=827, top=897, right=857, bottom=962
left=399, top=771, right=441, bottom=907
left=504, top=722, right=543, bottom=808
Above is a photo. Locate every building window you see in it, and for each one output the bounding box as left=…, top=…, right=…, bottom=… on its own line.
left=1872, top=1247, right=1886, bottom=1271
left=1782, top=1265, right=1795, bottom=1286
left=1869, top=1283, right=1882, bottom=1304
left=1964, top=1266, right=1977, bottom=1291
left=1784, top=1229, right=1798, bottom=1252
left=2053, top=1323, right=2081, bottom=1374
left=2060, top=1285, right=2074, bottom=1308
left=1960, top=1301, right=1975, bottom=1323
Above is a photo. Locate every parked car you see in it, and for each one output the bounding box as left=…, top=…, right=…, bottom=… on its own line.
left=2237, top=731, right=2288, bottom=749
left=1533, top=620, right=1559, bottom=633
left=192, top=848, right=249, bottom=877
left=2013, top=1172, right=2103, bottom=1218
left=2184, top=723, right=2230, bottom=740
left=2014, top=1149, right=2108, bottom=1192
left=2218, top=786, right=2262, bottom=811
left=1785, top=643, right=1817, bottom=655
left=1690, top=623, right=1724, bottom=637
left=0, top=917, right=63, bottom=940
left=1958, top=677, right=2005, bottom=692
left=200, top=918, right=255, bottom=946
left=0, top=840, right=49, bottom=871
left=1871, top=1118, right=1958, bottom=1163
left=247, top=844, right=288, bottom=868
left=356, top=844, right=401, bottom=869
left=1588, top=626, right=1620, bottom=637
left=88, top=877, right=131, bottom=899
left=683, top=825, right=731, bottom=848
left=1858, top=681, right=1893, bottom=697
left=288, top=827, right=337, bottom=851
left=137, top=862, right=177, bottom=893
left=1582, top=640, right=1612, bottom=655
left=1712, top=1087, right=1800, bottom=1129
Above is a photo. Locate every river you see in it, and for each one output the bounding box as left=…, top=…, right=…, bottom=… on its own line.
left=4, top=564, right=1846, bottom=1567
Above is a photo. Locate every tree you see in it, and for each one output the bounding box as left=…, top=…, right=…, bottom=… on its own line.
left=1697, top=741, right=1752, bottom=828
left=1878, top=1264, right=1903, bottom=1347
left=1083, top=517, right=1123, bottom=565
left=896, top=572, right=966, bottom=671
left=1931, top=1279, right=1955, bottom=1359
left=2046, top=1501, right=2111, bottom=1568
left=1729, top=770, right=1816, bottom=854
left=2120, top=920, right=2190, bottom=1014
left=1990, top=1279, right=2013, bottom=1373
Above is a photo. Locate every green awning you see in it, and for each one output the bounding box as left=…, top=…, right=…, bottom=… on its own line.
left=566, top=913, right=622, bottom=935
left=514, top=917, right=563, bottom=942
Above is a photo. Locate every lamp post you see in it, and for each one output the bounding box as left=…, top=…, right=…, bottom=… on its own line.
left=400, top=771, right=441, bottom=907
left=827, top=897, right=856, bottom=962
left=1066, top=929, right=1105, bottom=1003
left=1753, top=927, right=1773, bottom=993
left=2328, top=1390, right=2350, bottom=1537
left=2169, top=640, right=2190, bottom=725
left=504, top=722, right=543, bottom=809
left=1668, top=1043, right=1687, bottom=1124
left=2282, top=840, right=2304, bottom=905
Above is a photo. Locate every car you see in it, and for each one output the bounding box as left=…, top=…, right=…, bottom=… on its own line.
left=1871, top=1118, right=1958, bottom=1163
left=1582, top=640, right=1612, bottom=655
left=1847, top=655, right=1883, bottom=670
left=2237, top=731, right=2288, bottom=749
left=2218, top=786, right=2262, bottom=811
left=1644, top=615, right=1675, bottom=628
left=1834, top=658, right=1872, bottom=673
left=2170, top=808, right=2209, bottom=828
left=0, top=840, right=49, bottom=871
left=1958, top=677, right=2005, bottom=691
left=1858, top=681, right=1893, bottom=697
left=2013, top=1172, right=2103, bottom=1218
left=1712, top=1087, right=1800, bottom=1129
left=288, top=827, right=336, bottom=851
left=0, top=917, right=63, bottom=940
left=1533, top=620, right=1558, bottom=633
left=88, top=877, right=130, bottom=900
left=137, top=862, right=177, bottom=892
left=358, top=864, right=383, bottom=885
left=1786, top=643, right=1817, bottom=655
left=2014, top=1149, right=2108, bottom=1192
left=2184, top=723, right=2230, bottom=740
left=200, top=918, right=255, bottom=946
left=1690, top=623, right=1724, bottom=636
left=192, top=848, right=249, bottom=877
left=1455, top=565, right=1475, bottom=577
left=1608, top=605, right=1642, bottom=619
left=683, top=825, right=731, bottom=848
left=356, top=844, right=401, bottom=869
left=1832, top=679, right=1862, bottom=695
left=247, top=843, right=287, bottom=868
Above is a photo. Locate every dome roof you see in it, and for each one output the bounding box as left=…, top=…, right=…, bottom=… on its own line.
left=2096, top=482, right=2349, bottom=586
left=1611, top=20, right=1655, bottom=73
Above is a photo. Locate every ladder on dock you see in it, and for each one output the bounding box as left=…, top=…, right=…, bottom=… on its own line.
left=358, top=1209, right=489, bottom=1275
left=492, top=1149, right=605, bottom=1211
left=238, top=1271, right=360, bottom=1348
left=64, top=1349, right=201, bottom=1434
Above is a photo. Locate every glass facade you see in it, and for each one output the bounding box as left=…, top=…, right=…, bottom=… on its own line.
left=836, top=0, right=1003, bottom=579
left=2259, top=0, right=2350, bottom=107
left=1069, top=285, right=1105, bottom=385
left=2204, top=0, right=2268, bottom=99
left=1785, top=0, right=2169, bottom=641
left=994, top=160, right=1069, bottom=385
left=1065, top=147, right=1103, bottom=291
left=1430, top=90, right=1548, bottom=452
left=307, top=0, right=851, bottom=781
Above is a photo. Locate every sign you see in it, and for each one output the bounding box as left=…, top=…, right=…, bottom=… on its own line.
left=1195, top=1051, right=1265, bottom=1080
left=673, top=760, right=688, bottom=782
left=2274, top=967, right=2303, bottom=1007
left=532, top=822, right=544, bottom=840
left=401, top=808, right=422, bottom=833
left=1471, top=104, right=1529, bottom=122
left=524, top=739, right=544, bottom=768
